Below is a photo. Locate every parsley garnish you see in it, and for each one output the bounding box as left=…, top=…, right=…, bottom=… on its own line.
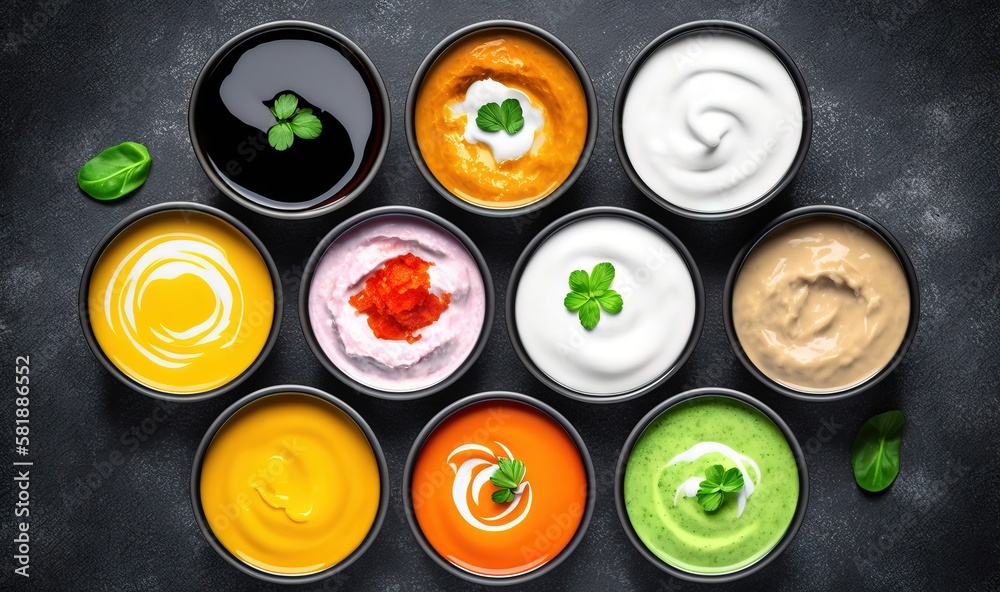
left=490, top=457, right=525, bottom=504
left=563, top=262, right=624, bottom=330
left=696, top=465, right=745, bottom=512
left=267, top=93, right=322, bottom=151
left=476, top=98, right=525, bottom=135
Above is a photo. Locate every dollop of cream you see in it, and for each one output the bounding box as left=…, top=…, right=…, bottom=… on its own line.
left=622, top=32, right=804, bottom=213
left=666, top=441, right=761, bottom=518
left=451, top=79, right=543, bottom=162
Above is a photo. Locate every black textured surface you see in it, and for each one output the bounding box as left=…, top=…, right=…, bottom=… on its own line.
left=1, top=1, right=998, bottom=591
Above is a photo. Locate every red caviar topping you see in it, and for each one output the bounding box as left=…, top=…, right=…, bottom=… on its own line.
left=349, top=254, right=451, bottom=343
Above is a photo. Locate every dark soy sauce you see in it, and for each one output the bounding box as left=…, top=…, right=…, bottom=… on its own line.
left=194, top=27, right=385, bottom=211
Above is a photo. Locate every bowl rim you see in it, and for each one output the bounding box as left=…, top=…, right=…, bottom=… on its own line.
left=404, top=19, right=598, bottom=218
left=612, top=19, right=813, bottom=220
left=613, top=387, right=810, bottom=582
left=722, top=204, right=920, bottom=401
left=298, top=205, right=495, bottom=400
left=505, top=206, right=705, bottom=403
left=189, top=384, right=389, bottom=583
left=188, top=19, right=391, bottom=220
left=401, top=391, right=596, bottom=585
left=78, top=201, right=283, bottom=402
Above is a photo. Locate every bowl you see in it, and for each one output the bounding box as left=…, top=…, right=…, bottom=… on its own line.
left=615, top=387, right=808, bottom=582
left=506, top=206, right=704, bottom=403
left=79, top=201, right=281, bottom=401
left=402, top=391, right=595, bottom=584
left=300, top=206, right=494, bottom=399
left=191, top=384, right=388, bottom=583
left=189, top=20, right=390, bottom=219
left=723, top=205, right=919, bottom=400
left=406, top=20, right=597, bottom=217
left=613, top=20, right=812, bottom=219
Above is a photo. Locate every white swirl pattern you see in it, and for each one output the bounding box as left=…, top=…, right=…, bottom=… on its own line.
left=622, top=32, right=803, bottom=213
left=666, top=441, right=761, bottom=518
left=104, top=234, right=245, bottom=369
left=447, top=441, right=532, bottom=532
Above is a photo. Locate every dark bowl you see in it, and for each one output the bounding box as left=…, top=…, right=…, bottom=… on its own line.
left=190, top=384, right=389, bottom=584
left=299, top=206, right=494, bottom=399
left=402, top=391, right=595, bottom=585
left=723, top=205, right=919, bottom=401
left=405, top=20, right=598, bottom=217
left=613, top=20, right=812, bottom=220
left=614, top=387, right=809, bottom=582
left=79, top=201, right=282, bottom=402
left=506, top=206, right=705, bottom=403
left=189, top=20, right=390, bottom=219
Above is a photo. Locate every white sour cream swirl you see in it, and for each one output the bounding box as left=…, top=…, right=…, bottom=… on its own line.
left=451, top=79, right=543, bottom=162
left=622, top=31, right=804, bottom=213
left=104, top=234, right=244, bottom=369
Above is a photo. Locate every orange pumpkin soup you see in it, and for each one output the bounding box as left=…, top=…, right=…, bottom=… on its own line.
left=411, top=399, right=588, bottom=577
left=414, top=29, right=589, bottom=209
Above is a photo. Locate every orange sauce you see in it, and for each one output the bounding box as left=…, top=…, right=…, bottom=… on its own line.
left=412, top=400, right=587, bottom=576
left=414, top=30, right=588, bottom=208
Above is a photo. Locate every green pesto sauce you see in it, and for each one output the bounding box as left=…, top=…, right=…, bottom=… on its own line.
left=624, top=397, right=799, bottom=574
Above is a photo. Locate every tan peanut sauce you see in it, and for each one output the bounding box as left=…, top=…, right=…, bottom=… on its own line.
left=732, top=216, right=911, bottom=393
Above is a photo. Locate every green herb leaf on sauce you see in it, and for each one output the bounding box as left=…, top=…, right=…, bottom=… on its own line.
left=490, top=457, right=525, bottom=504
left=268, top=122, right=294, bottom=152
left=564, top=262, right=624, bottom=330
left=851, top=410, right=904, bottom=492
left=77, top=141, right=151, bottom=201
left=476, top=98, right=525, bottom=135
left=267, top=93, right=323, bottom=151
left=272, top=93, right=298, bottom=119
left=697, top=464, right=744, bottom=512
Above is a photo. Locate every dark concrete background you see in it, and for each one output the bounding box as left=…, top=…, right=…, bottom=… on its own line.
left=1, top=0, right=998, bottom=590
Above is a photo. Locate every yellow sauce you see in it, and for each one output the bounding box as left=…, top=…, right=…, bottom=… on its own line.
left=87, top=210, right=274, bottom=394
left=200, top=393, right=381, bottom=575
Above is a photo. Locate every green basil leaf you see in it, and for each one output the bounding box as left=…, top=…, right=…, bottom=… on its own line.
left=703, top=464, right=725, bottom=488
left=595, top=290, right=623, bottom=314
left=491, top=488, right=514, bottom=504
left=268, top=123, right=295, bottom=151
left=490, top=459, right=520, bottom=490
left=290, top=112, right=323, bottom=139
left=273, top=93, right=298, bottom=120
left=77, top=141, right=151, bottom=201
left=696, top=490, right=724, bottom=512
left=499, top=98, right=524, bottom=134
left=506, top=459, right=525, bottom=485
left=851, top=410, right=904, bottom=492
left=720, top=467, right=745, bottom=493
left=568, top=269, right=590, bottom=293
left=589, top=262, right=616, bottom=293
left=476, top=102, right=505, bottom=133
left=579, top=299, right=601, bottom=330
left=564, top=292, right=590, bottom=311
